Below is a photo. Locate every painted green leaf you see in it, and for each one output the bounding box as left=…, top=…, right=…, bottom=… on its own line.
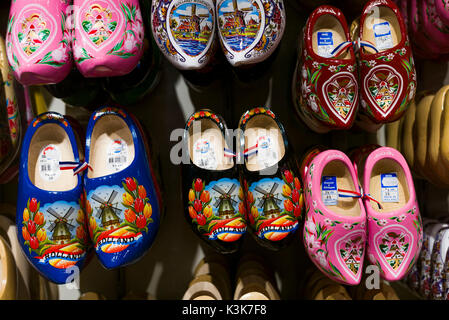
left=82, top=20, right=92, bottom=33
left=109, top=21, right=117, bottom=32
left=39, top=29, right=50, bottom=41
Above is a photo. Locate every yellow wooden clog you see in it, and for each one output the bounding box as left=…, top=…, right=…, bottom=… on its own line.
left=0, top=235, right=17, bottom=300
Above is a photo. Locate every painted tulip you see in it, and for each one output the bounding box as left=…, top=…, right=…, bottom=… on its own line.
left=77, top=210, right=85, bottom=224
left=294, top=177, right=301, bottom=190
left=188, top=206, right=197, bottom=219
left=123, top=192, right=134, bottom=206
left=203, top=205, right=213, bottom=218
left=136, top=215, right=147, bottom=229
left=238, top=187, right=244, bottom=201
left=247, top=191, right=254, bottom=204
left=282, top=184, right=292, bottom=197
left=138, top=185, right=147, bottom=199
left=76, top=226, right=85, bottom=241
left=22, top=227, right=30, bottom=241
left=125, top=209, right=136, bottom=223
left=188, top=189, right=195, bottom=202
left=284, top=199, right=293, bottom=212
left=298, top=193, right=304, bottom=209
left=194, top=178, right=203, bottom=192
left=284, top=170, right=293, bottom=184
left=27, top=220, right=36, bottom=234
left=143, top=203, right=152, bottom=219
left=29, top=198, right=38, bottom=213
left=194, top=199, right=202, bottom=213
left=134, top=198, right=144, bottom=213
left=239, top=202, right=246, bottom=215
left=86, top=200, right=92, bottom=214
left=37, top=228, right=46, bottom=242
left=251, top=206, right=259, bottom=219
left=292, top=189, right=300, bottom=204
left=293, top=205, right=302, bottom=218
left=29, top=236, right=39, bottom=250
left=197, top=214, right=206, bottom=226
left=125, top=177, right=137, bottom=192
left=34, top=212, right=44, bottom=225
left=200, top=190, right=210, bottom=203
left=89, top=216, right=97, bottom=231
left=23, top=208, right=29, bottom=222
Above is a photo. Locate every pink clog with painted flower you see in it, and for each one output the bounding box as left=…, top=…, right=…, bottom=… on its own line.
left=362, top=147, right=423, bottom=281
left=6, top=0, right=72, bottom=85
left=302, top=149, right=366, bottom=285
left=73, top=0, right=144, bottom=77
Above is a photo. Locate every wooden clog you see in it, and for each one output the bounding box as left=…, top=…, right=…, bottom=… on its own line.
left=0, top=235, right=17, bottom=300
left=438, top=88, right=449, bottom=175
left=400, top=99, right=416, bottom=169
left=385, top=118, right=402, bottom=150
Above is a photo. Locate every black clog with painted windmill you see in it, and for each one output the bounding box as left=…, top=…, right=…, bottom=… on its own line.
left=182, top=109, right=247, bottom=254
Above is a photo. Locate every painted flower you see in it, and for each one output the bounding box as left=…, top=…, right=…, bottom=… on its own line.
left=361, top=222, right=366, bottom=228
left=312, top=200, right=317, bottom=208
left=379, top=219, right=388, bottom=226
left=294, top=177, right=301, bottom=190
left=126, top=177, right=137, bottom=192
left=136, top=215, right=147, bottom=229
left=347, top=65, right=354, bottom=72
left=324, top=218, right=332, bottom=226
left=343, top=223, right=352, bottom=230
left=89, top=216, right=97, bottom=231
left=399, top=214, right=406, bottom=222
left=292, top=189, right=300, bottom=204
left=29, top=198, right=38, bottom=213
left=316, top=250, right=327, bottom=267
left=247, top=191, right=254, bottom=204
left=144, top=203, right=152, bottom=219
left=27, top=220, right=36, bottom=234
left=387, top=53, right=395, bottom=61
left=123, top=192, right=134, bottom=206
left=251, top=206, right=259, bottom=219
left=194, top=179, right=203, bottom=192
left=29, top=236, right=39, bottom=250
left=34, top=212, right=44, bottom=226
left=204, top=205, right=213, bottom=218
left=188, top=206, right=197, bottom=219
left=308, top=182, right=312, bottom=190
left=369, top=60, right=376, bottom=67
left=125, top=209, right=136, bottom=223
left=293, top=205, right=302, bottom=218
left=76, top=226, right=84, bottom=241
left=188, top=189, right=195, bottom=202
left=124, top=34, right=137, bottom=52
left=305, top=218, right=315, bottom=234
left=37, top=228, right=47, bottom=242
left=52, top=45, right=67, bottom=63
left=301, top=65, right=307, bottom=79
left=200, top=190, right=210, bottom=203
left=194, top=199, right=202, bottom=213
left=312, top=61, right=320, bottom=69
left=22, top=227, right=30, bottom=241
left=307, top=233, right=321, bottom=249
left=77, top=210, right=85, bottom=224
left=401, top=48, right=406, bottom=55
left=134, top=198, right=144, bottom=213
left=238, top=187, right=244, bottom=201
left=284, top=170, right=293, bottom=184
left=284, top=199, right=293, bottom=212
left=138, top=185, right=147, bottom=199
left=196, top=214, right=206, bottom=226
left=282, top=184, right=292, bottom=197
left=73, top=46, right=83, bottom=60
left=329, top=65, right=337, bottom=72
left=23, top=208, right=29, bottom=222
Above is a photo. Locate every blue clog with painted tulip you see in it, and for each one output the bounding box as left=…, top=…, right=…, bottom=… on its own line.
left=84, top=106, right=162, bottom=269
left=16, top=112, right=90, bottom=284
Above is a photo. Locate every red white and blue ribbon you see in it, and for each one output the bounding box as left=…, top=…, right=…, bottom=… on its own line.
left=224, top=148, right=236, bottom=158
left=330, top=41, right=354, bottom=58
left=243, top=144, right=258, bottom=158
left=354, top=39, right=379, bottom=54
left=59, top=161, right=92, bottom=175
left=337, top=188, right=383, bottom=210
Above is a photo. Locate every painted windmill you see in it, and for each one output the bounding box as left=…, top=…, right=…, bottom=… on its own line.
left=91, top=191, right=122, bottom=230
left=328, top=79, right=355, bottom=118
left=213, top=184, right=237, bottom=219
left=178, top=4, right=209, bottom=35
left=86, top=6, right=113, bottom=45
left=21, top=15, right=46, bottom=55
left=382, top=232, right=406, bottom=270
left=254, top=183, right=282, bottom=219
left=371, top=73, right=397, bottom=109
left=47, top=207, right=75, bottom=244
left=223, top=0, right=253, bottom=30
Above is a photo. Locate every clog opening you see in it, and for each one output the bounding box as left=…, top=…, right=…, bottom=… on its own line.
left=88, top=115, right=135, bottom=178
left=321, top=159, right=361, bottom=217
left=362, top=6, right=401, bottom=54
left=28, top=123, right=77, bottom=191
left=188, top=118, right=233, bottom=171
left=244, top=115, right=285, bottom=172
left=368, top=158, right=410, bottom=213
left=312, top=14, right=351, bottom=59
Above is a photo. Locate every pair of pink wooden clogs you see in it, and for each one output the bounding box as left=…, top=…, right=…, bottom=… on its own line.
left=302, top=145, right=423, bottom=285
left=6, top=0, right=145, bottom=85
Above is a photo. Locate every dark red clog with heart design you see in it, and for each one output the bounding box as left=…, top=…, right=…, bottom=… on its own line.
left=358, top=0, right=417, bottom=124
left=292, top=5, right=359, bottom=133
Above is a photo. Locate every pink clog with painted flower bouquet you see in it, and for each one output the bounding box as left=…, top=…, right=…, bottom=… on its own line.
left=362, top=147, right=423, bottom=281
left=73, top=0, right=144, bottom=77
left=302, top=149, right=367, bottom=285
left=6, top=0, right=72, bottom=85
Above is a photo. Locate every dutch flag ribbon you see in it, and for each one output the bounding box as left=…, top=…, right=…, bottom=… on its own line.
left=337, top=188, right=383, bottom=210
left=243, top=144, right=258, bottom=158
left=59, top=161, right=92, bottom=175
left=224, top=148, right=236, bottom=158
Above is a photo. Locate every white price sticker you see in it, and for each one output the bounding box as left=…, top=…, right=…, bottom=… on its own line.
left=381, top=173, right=399, bottom=203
